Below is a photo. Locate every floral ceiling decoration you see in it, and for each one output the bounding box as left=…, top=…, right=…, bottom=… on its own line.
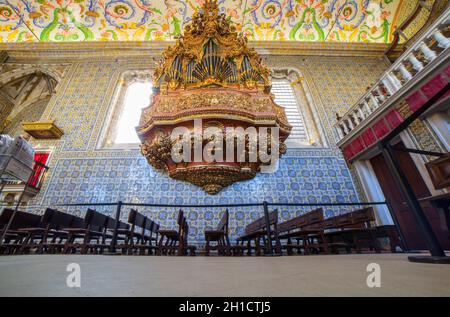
left=0, top=0, right=404, bottom=43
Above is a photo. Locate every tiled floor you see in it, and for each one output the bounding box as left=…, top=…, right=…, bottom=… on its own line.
left=1, top=254, right=450, bottom=296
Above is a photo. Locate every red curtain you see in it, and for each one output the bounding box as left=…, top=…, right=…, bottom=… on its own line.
left=28, top=152, right=50, bottom=188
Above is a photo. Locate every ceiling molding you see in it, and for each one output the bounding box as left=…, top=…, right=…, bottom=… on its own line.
left=1, top=41, right=401, bottom=63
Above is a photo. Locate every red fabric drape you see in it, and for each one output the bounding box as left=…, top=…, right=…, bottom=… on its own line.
left=34, top=152, right=49, bottom=165
left=28, top=152, right=50, bottom=188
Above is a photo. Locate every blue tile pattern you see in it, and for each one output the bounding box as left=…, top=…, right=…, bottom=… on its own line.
left=23, top=58, right=387, bottom=245
left=39, top=155, right=358, bottom=243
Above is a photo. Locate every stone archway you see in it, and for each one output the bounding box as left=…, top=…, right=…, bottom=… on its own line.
left=0, top=66, right=60, bottom=135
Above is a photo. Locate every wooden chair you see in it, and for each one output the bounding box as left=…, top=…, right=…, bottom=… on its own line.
left=114, top=209, right=145, bottom=255
left=63, top=209, right=109, bottom=254
left=19, top=208, right=74, bottom=254
left=99, top=216, right=130, bottom=254
left=157, top=210, right=184, bottom=255
left=147, top=220, right=160, bottom=255
left=181, top=217, right=197, bottom=256
left=204, top=209, right=230, bottom=256
left=42, top=213, right=86, bottom=254
left=128, top=214, right=157, bottom=255
left=157, top=210, right=196, bottom=256
left=235, top=210, right=280, bottom=256
left=0, top=209, right=42, bottom=254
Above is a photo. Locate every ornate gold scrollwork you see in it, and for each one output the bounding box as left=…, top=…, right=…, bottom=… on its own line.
left=137, top=0, right=291, bottom=194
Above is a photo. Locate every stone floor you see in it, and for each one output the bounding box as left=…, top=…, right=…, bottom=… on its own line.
left=0, top=254, right=450, bottom=296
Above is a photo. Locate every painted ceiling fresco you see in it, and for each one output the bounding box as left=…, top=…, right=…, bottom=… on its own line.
left=0, top=0, right=405, bottom=43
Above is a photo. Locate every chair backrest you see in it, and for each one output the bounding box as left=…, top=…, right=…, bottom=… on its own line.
left=42, top=208, right=74, bottom=230
left=134, top=210, right=147, bottom=229
left=277, top=208, right=324, bottom=234
left=302, top=208, right=325, bottom=230
left=84, top=209, right=109, bottom=232
left=321, top=217, right=337, bottom=230
left=106, top=217, right=130, bottom=231
left=0, top=208, right=42, bottom=230
left=128, top=209, right=146, bottom=227
left=216, top=209, right=229, bottom=234
left=320, top=208, right=376, bottom=231
left=245, top=210, right=278, bottom=235
left=177, top=210, right=184, bottom=226
left=149, top=220, right=160, bottom=239
left=128, top=209, right=147, bottom=237
left=277, top=216, right=300, bottom=233
left=145, top=215, right=158, bottom=231
left=153, top=222, right=160, bottom=233
left=40, top=208, right=55, bottom=226
left=322, top=211, right=357, bottom=231
left=306, top=208, right=324, bottom=225
left=350, top=207, right=375, bottom=228
left=140, top=216, right=152, bottom=238
left=182, top=217, right=189, bottom=244
left=334, top=213, right=353, bottom=228
left=70, top=215, right=86, bottom=229
left=143, top=218, right=152, bottom=232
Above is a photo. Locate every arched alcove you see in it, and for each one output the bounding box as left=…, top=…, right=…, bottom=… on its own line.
left=0, top=66, right=60, bottom=136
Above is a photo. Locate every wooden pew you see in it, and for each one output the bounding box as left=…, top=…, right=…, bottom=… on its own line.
left=235, top=210, right=280, bottom=256
left=374, top=225, right=404, bottom=253
left=204, top=209, right=230, bottom=256
left=0, top=209, right=42, bottom=254
left=322, top=208, right=382, bottom=254
left=277, top=208, right=327, bottom=255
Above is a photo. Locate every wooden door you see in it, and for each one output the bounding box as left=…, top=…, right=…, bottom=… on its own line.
left=370, top=142, right=450, bottom=251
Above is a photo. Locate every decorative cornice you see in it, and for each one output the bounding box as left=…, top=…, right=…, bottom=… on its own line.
left=0, top=41, right=402, bottom=62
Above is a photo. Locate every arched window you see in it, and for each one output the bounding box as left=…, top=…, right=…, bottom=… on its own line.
left=99, top=70, right=153, bottom=149
left=271, top=79, right=308, bottom=147
left=271, top=68, right=327, bottom=148
left=114, top=82, right=152, bottom=144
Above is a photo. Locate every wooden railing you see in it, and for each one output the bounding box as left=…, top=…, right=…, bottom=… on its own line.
left=385, top=1, right=432, bottom=59
left=386, top=0, right=449, bottom=60
left=334, top=7, right=450, bottom=145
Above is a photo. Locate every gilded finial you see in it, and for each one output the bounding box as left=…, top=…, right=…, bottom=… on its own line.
left=153, top=0, right=271, bottom=90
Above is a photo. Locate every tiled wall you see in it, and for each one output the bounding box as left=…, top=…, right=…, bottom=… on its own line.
left=6, top=99, right=48, bottom=137
left=23, top=55, right=389, bottom=243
